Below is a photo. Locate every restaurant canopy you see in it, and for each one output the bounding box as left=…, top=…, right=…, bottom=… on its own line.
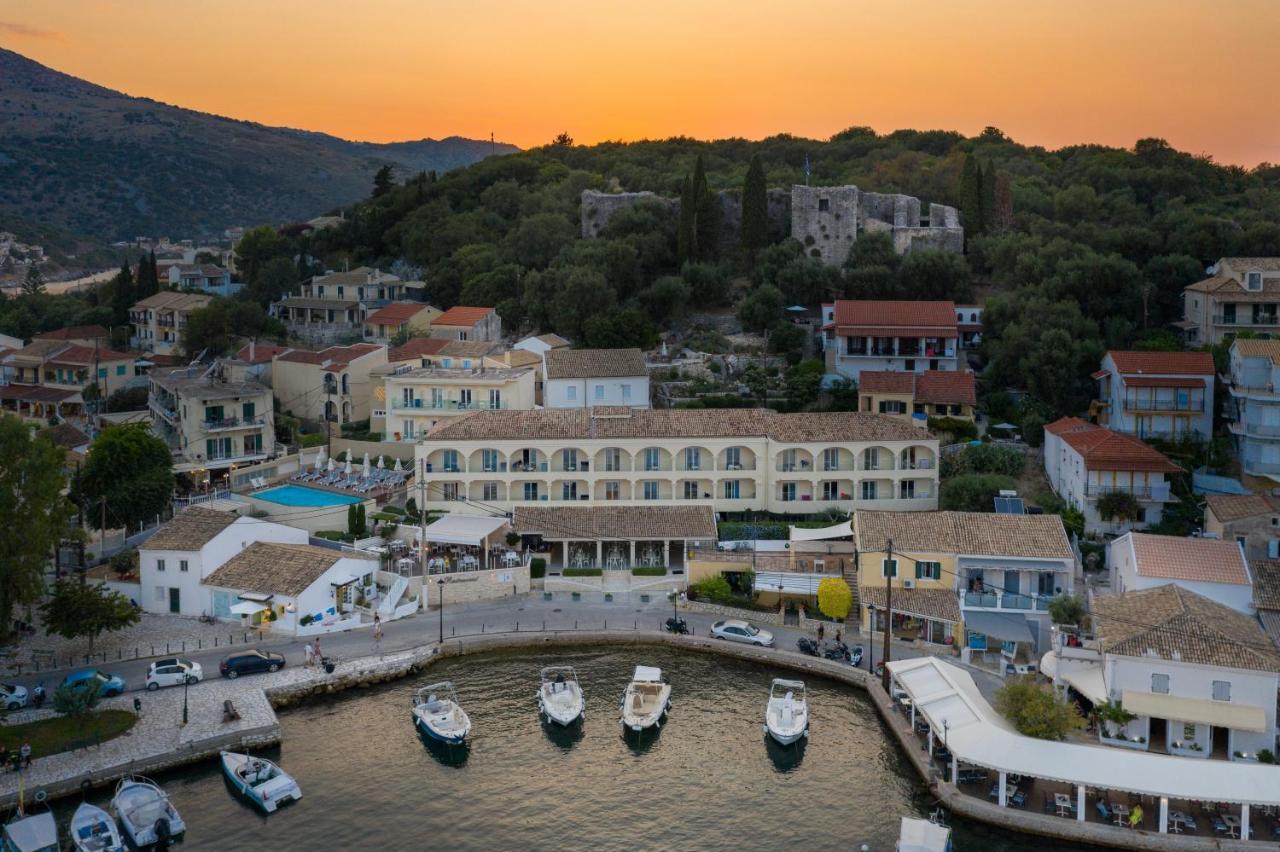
left=421, top=513, right=509, bottom=547
left=888, top=656, right=1280, bottom=807
left=963, top=611, right=1034, bottom=644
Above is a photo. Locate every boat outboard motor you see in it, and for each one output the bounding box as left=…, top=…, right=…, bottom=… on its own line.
left=154, top=817, right=172, bottom=849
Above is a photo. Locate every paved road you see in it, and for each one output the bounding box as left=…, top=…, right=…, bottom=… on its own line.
left=10, top=594, right=1004, bottom=704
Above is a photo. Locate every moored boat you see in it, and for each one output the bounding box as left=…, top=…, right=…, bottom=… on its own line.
left=220, top=751, right=302, bottom=814
left=1, top=809, right=57, bottom=852
left=763, top=678, right=808, bottom=746
left=412, top=681, right=471, bottom=745
left=896, top=815, right=952, bottom=852
left=70, top=802, right=124, bottom=852
left=537, top=666, right=584, bottom=726
left=619, top=666, right=671, bottom=732
left=111, top=776, right=185, bottom=848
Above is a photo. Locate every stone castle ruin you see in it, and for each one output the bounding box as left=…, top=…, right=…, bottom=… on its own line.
left=580, top=185, right=962, bottom=265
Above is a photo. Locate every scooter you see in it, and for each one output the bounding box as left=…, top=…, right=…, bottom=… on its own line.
left=796, top=637, right=820, bottom=656
left=31, top=683, right=45, bottom=709
left=665, top=617, right=689, bottom=635
left=849, top=645, right=865, bottom=669
left=823, top=641, right=850, bottom=662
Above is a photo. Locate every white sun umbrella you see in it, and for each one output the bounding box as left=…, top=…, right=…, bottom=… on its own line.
left=344, top=458, right=353, bottom=476
left=393, top=458, right=402, bottom=472
left=362, top=452, right=371, bottom=479
left=327, top=457, right=336, bottom=474
left=377, top=455, right=385, bottom=470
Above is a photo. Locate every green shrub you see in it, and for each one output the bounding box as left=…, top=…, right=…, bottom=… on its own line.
left=939, top=474, right=1017, bottom=512
left=1096, top=490, right=1144, bottom=523
left=315, top=530, right=354, bottom=542
left=1259, top=748, right=1276, bottom=764
left=299, top=433, right=326, bottom=448
left=563, top=567, right=602, bottom=577
left=631, top=566, right=667, bottom=576
left=688, top=575, right=733, bottom=604
left=381, top=505, right=406, bottom=516
left=941, top=443, right=1024, bottom=479
left=929, top=417, right=978, bottom=442
left=530, top=558, right=546, bottom=579
left=300, top=614, right=314, bottom=626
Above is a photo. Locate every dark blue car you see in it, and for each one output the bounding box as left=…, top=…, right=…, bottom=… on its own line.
left=219, top=650, right=286, bottom=679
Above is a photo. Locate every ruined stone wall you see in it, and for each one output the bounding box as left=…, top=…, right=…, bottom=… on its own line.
left=790, top=185, right=861, bottom=265
left=893, top=227, right=965, bottom=255
left=579, top=190, right=676, bottom=238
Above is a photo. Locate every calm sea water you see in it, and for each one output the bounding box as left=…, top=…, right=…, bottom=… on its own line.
left=60, top=648, right=1095, bottom=850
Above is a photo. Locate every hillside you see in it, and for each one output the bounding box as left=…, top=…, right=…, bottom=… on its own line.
left=0, top=49, right=517, bottom=243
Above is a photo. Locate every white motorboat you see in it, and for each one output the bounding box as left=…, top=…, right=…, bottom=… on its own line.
left=220, top=751, right=302, bottom=814
left=412, top=681, right=471, bottom=745
left=537, top=666, right=584, bottom=726
left=896, top=815, right=952, bottom=852
left=619, top=666, right=671, bottom=732
left=763, top=678, right=809, bottom=745
left=111, top=776, right=185, bottom=848
left=70, top=802, right=124, bottom=852
left=2, top=809, right=58, bottom=852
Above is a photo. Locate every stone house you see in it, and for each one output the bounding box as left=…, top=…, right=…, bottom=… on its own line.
left=1203, top=493, right=1280, bottom=561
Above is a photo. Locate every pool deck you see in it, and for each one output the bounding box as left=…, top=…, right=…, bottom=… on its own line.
left=3, top=632, right=1269, bottom=849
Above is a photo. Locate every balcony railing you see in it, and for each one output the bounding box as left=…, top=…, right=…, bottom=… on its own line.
left=203, top=414, right=267, bottom=431
left=1121, top=398, right=1204, bottom=413
left=1082, top=483, right=1171, bottom=500
left=1242, top=459, right=1280, bottom=475
left=149, top=398, right=180, bottom=424
left=960, top=589, right=1053, bottom=612
left=1229, top=421, right=1280, bottom=438
left=391, top=399, right=508, bottom=412
left=1213, top=313, right=1280, bottom=326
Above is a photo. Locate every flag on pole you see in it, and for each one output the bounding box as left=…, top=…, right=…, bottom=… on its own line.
left=804, top=154, right=811, bottom=185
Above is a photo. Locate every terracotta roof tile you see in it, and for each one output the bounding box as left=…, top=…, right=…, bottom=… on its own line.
left=833, top=300, right=958, bottom=337
left=142, top=507, right=238, bottom=552
left=853, top=511, right=1073, bottom=559
left=433, top=306, right=495, bottom=327
left=1092, top=585, right=1280, bottom=672
left=1106, top=351, right=1215, bottom=375
left=46, top=345, right=133, bottom=364
left=436, top=340, right=501, bottom=359
left=1252, top=560, right=1280, bottom=611
left=203, top=542, right=373, bottom=597
left=1122, top=377, right=1205, bottom=388
left=544, top=348, right=647, bottom=379
left=388, top=337, right=449, bottom=362
left=859, top=586, right=961, bottom=623
left=859, top=372, right=915, bottom=395
left=364, top=303, right=434, bottom=325
left=1232, top=339, right=1280, bottom=364
left=38, top=422, right=90, bottom=449
left=1204, top=493, right=1279, bottom=523
left=34, top=325, right=108, bottom=341
left=512, top=505, right=717, bottom=540
left=235, top=343, right=291, bottom=365
left=1124, top=532, right=1249, bottom=585
left=1047, top=419, right=1180, bottom=473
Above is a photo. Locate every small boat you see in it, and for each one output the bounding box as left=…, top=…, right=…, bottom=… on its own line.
left=896, top=815, right=952, bottom=852
left=619, top=666, right=671, bottom=732
left=763, top=678, right=809, bottom=746
left=1, top=809, right=58, bottom=852
left=537, top=666, right=584, bottom=726
left=111, top=776, right=185, bottom=848
left=70, top=802, right=124, bottom=852
left=412, top=681, right=471, bottom=745
left=220, top=751, right=302, bottom=814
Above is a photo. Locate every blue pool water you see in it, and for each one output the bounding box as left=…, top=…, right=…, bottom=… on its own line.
left=254, top=484, right=363, bottom=507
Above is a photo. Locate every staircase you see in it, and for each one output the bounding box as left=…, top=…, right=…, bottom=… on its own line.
left=379, top=575, right=409, bottom=616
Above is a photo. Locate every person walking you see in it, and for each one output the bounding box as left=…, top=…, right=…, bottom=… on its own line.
left=834, top=628, right=842, bottom=645
left=816, top=622, right=825, bottom=643
left=313, top=638, right=322, bottom=667
left=372, top=614, right=383, bottom=652
left=19, top=743, right=30, bottom=769
left=304, top=641, right=315, bottom=668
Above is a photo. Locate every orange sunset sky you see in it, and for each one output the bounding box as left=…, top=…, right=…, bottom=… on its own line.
left=2, top=0, right=1277, bottom=166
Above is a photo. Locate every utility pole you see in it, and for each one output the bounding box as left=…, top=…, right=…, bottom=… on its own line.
left=325, top=385, right=333, bottom=460
left=881, top=538, right=894, bottom=693
left=418, top=459, right=427, bottom=574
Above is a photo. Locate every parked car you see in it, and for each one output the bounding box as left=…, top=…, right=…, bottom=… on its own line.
left=145, top=658, right=203, bottom=691
left=61, top=668, right=127, bottom=698
left=0, top=683, right=28, bottom=711
left=710, top=619, right=774, bottom=647
left=219, top=650, right=286, bottom=679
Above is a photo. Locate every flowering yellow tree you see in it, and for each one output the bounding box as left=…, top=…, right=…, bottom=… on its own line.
left=817, top=577, right=853, bottom=621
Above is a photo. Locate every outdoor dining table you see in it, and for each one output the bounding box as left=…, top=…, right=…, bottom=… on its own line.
left=1055, top=793, right=1074, bottom=818
left=989, top=783, right=1017, bottom=803
left=426, top=557, right=446, bottom=573
left=1111, top=803, right=1130, bottom=826
left=1222, top=815, right=1241, bottom=838
left=501, top=551, right=521, bottom=567
left=460, top=555, right=479, bottom=569
left=1169, top=811, right=1192, bottom=834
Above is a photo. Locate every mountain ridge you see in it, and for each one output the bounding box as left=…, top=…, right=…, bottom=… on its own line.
left=0, top=48, right=518, bottom=244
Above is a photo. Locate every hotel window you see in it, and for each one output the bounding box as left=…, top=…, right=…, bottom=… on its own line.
left=1211, top=680, right=1231, bottom=701
left=821, top=481, right=839, bottom=501
left=684, top=447, right=700, bottom=470
left=179, top=560, right=189, bottom=573
left=683, top=481, right=699, bottom=500
left=604, top=481, right=621, bottom=501
left=900, top=480, right=915, bottom=499
left=642, top=481, right=659, bottom=500
left=156, top=559, right=166, bottom=573
left=523, top=482, right=539, bottom=501
left=863, top=448, right=879, bottom=470
left=823, top=448, right=839, bottom=471
left=1151, top=673, right=1170, bottom=694
left=482, top=449, right=499, bottom=472
left=564, top=449, right=578, bottom=471
left=882, top=558, right=898, bottom=579
left=723, top=480, right=741, bottom=499
left=781, top=482, right=796, bottom=502
left=915, top=561, right=941, bottom=581
left=482, top=482, right=499, bottom=501
left=458, top=389, right=472, bottom=408
left=861, top=481, right=878, bottom=500
left=430, top=388, right=444, bottom=408
left=603, top=448, right=621, bottom=472
left=488, top=389, right=501, bottom=409
left=442, top=450, right=460, bottom=472
left=442, top=483, right=460, bottom=501
left=567, top=386, right=577, bottom=401
left=724, top=447, right=741, bottom=469
left=561, top=482, right=578, bottom=500
left=643, top=447, right=660, bottom=471
left=621, top=384, right=632, bottom=402
left=780, top=449, right=797, bottom=471
left=1247, top=271, right=1262, bottom=291
left=594, top=384, right=605, bottom=401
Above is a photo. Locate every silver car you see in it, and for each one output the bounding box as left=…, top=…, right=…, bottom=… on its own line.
left=145, top=658, right=203, bottom=690
left=711, top=619, right=774, bottom=647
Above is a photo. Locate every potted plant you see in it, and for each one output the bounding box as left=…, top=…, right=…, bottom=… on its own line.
left=1096, top=700, right=1136, bottom=738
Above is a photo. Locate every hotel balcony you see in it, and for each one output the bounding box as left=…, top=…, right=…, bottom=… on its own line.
left=202, top=414, right=268, bottom=432
left=1229, top=421, right=1280, bottom=439
left=960, top=588, right=1053, bottom=612
left=1082, top=482, right=1172, bottom=501
left=390, top=398, right=509, bottom=412
left=1120, top=398, right=1204, bottom=413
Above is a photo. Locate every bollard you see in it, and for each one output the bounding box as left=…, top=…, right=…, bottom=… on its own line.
left=452, top=626, right=455, bottom=636
left=634, top=620, right=637, bottom=630
left=181, top=641, right=185, bottom=653
left=481, top=624, right=484, bottom=633
left=215, top=637, right=219, bottom=647
left=198, top=639, right=201, bottom=650
left=150, top=645, right=154, bottom=656
left=515, top=622, right=519, bottom=632
left=165, top=643, right=170, bottom=654
left=575, top=620, right=578, bottom=629
left=604, top=620, right=607, bottom=630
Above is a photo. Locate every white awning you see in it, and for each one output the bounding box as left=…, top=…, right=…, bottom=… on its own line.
left=1062, top=666, right=1108, bottom=705
left=754, top=571, right=830, bottom=595
left=329, top=575, right=360, bottom=587
left=1121, top=689, right=1267, bottom=733
left=887, top=656, right=1280, bottom=807
left=229, top=601, right=268, bottom=615
left=421, top=513, right=509, bottom=546
left=789, top=520, right=852, bottom=542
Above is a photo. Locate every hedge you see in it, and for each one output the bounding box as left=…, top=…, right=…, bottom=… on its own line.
left=929, top=417, right=979, bottom=442
left=380, top=505, right=406, bottom=516
left=315, top=530, right=355, bottom=542
left=563, top=567, right=602, bottom=577
left=717, top=519, right=838, bottom=541
left=631, top=566, right=667, bottom=576
left=530, top=558, right=546, bottom=579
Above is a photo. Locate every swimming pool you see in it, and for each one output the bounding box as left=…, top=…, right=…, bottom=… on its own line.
left=253, top=484, right=364, bottom=507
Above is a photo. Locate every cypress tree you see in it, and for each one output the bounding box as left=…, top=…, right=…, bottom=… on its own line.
left=958, top=155, right=983, bottom=241
left=980, top=161, right=997, bottom=235
left=677, top=173, right=696, bottom=265
left=148, top=249, right=160, bottom=295
left=741, top=154, right=768, bottom=254
left=110, top=258, right=135, bottom=327
left=691, top=154, right=719, bottom=262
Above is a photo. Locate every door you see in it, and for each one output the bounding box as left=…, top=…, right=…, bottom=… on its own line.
left=1002, top=571, right=1019, bottom=594
left=168, top=587, right=181, bottom=614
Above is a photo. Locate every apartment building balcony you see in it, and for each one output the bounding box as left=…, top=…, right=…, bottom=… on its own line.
left=390, top=398, right=509, bottom=412
left=1121, top=398, right=1204, bottom=413
left=1229, top=421, right=1280, bottom=439
left=960, top=588, right=1053, bottom=612
left=1212, top=313, right=1280, bottom=327
left=202, top=414, right=268, bottom=432
left=149, top=397, right=180, bottom=426
left=1082, top=482, right=1172, bottom=501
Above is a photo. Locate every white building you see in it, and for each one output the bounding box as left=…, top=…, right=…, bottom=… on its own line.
left=821, top=300, right=959, bottom=381
left=203, top=541, right=379, bottom=635
left=137, top=507, right=307, bottom=617
left=1108, top=532, right=1254, bottom=615
left=512, top=333, right=570, bottom=358
left=1043, top=417, right=1180, bottom=534
left=1092, top=351, right=1215, bottom=441
left=1226, top=338, right=1280, bottom=478
left=543, top=348, right=650, bottom=409
left=1050, top=585, right=1280, bottom=763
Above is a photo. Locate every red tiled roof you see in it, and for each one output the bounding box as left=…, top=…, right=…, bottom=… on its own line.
left=235, top=343, right=291, bottom=365
left=364, top=303, right=432, bottom=325
left=858, top=370, right=977, bottom=405
left=1106, top=351, right=1215, bottom=375
left=34, top=325, right=108, bottom=341
left=1125, top=532, right=1250, bottom=585
left=1122, top=376, right=1205, bottom=388
left=276, top=350, right=325, bottom=365
left=1048, top=419, right=1181, bottom=473
left=388, top=338, right=449, bottom=362
left=833, top=300, right=958, bottom=336
left=275, top=343, right=382, bottom=368
left=433, top=306, right=494, bottom=328
left=0, top=383, right=77, bottom=403
left=47, top=345, right=132, bottom=364
left=1091, top=370, right=1111, bottom=381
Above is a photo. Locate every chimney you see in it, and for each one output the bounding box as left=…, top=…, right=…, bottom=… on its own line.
left=249, top=338, right=256, bottom=362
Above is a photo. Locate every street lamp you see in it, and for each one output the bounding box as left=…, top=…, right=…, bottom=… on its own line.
left=437, top=579, right=445, bottom=643
left=670, top=587, right=678, bottom=625
left=181, top=675, right=189, bottom=726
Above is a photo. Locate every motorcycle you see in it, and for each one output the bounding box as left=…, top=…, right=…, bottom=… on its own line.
left=823, top=641, right=850, bottom=662
left=796, top=637, right=820, bottom=656
left=665, top=617, right=689, bottom=635
left=31, top=683, right=45, bottom=709
left=849, top=645, right=865, bottom=669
